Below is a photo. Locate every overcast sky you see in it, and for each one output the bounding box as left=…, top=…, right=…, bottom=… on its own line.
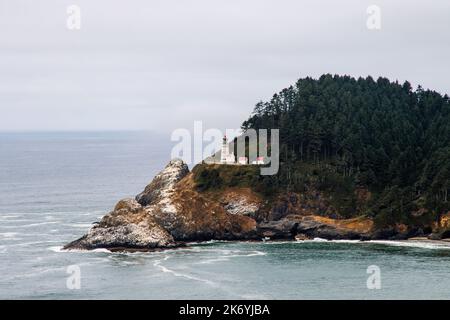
left=0, top=0, right=449, bottom=133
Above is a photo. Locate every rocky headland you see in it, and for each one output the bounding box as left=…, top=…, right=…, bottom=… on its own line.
left=65, top=158, right=449, bottom=251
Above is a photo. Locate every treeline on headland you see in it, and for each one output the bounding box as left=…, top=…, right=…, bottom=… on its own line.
left=197, top=74, right=449, bottom=228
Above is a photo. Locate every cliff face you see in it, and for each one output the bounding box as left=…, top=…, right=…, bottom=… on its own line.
left=65, top=159, right=258, bottom=251
left=64, top=198, right=174, bottom=251
left=135, top=159, right=257, bottom=241
left=168, top=174, right=257, bottom=241
left=65, top=159, right=436, bottom=251
left=135, top=159, right=189, bottom=206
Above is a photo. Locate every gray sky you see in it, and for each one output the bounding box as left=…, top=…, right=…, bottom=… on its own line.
left=1, top=0, right=449, bottom=133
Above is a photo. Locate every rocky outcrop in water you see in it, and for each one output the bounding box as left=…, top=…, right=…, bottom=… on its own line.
left=66, top=158, right=431, bottom=251
left=65, top=159, right=257, bottom=251
left=65, top=160, right=189, bottom=251
left=64, top=198, right=174, bottom=251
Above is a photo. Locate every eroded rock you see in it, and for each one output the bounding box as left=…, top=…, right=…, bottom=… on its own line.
left=64, top=198, right=174, bottom=251
left=68, top=158, right=418, bottom=251
left=257, top=215, right=374, bottom=240
left=136, top=159, right=189, bottom=206
left=65, top=159, right=258, bottom=250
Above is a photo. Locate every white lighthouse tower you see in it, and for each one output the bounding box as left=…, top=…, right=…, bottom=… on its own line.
left=220, top=135, right=235, bottom=164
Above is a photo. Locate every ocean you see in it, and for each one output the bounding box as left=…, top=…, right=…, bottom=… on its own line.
left=1, top=131, right=450, bottom=299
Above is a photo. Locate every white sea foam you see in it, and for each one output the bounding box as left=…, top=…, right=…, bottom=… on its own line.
left=263, top=238, right=334, bottom=245
left=92, top=248, right=112, bottom=253
left=187, top=239, right=230, bottom=245
left=0, top=232, right=19, bottom=238
left=289, top=238, right=450, bottom=250
left=63, top=223, right=93, bottom=229
left=367, top=240, right=450, bottom=250
left=295, top=238, right=362, bottom=244
left=328, top=239, right=362, bottom=243
left=1, top=221, right=59, bottom=228
left=0, top=215, right=20, bottom=219
left=323, top=238, right=450, bottom=250
left=49, top=246, right=112, bottom=253
left=0, top=219, right=33, bottom=225
left=2, top=266, right=67, bottom=281
left=196, top=250, right=266, bottom=265
left=261, top=241, right=293, bottom=245
left=153, top=256, right=216, bottom=285
left=0, top=210, right=104, bottom=215
left=81, top=211, right=105, bottom=216
left=312, top=237, right=329, bottom=242
left=189, top=247, right=233, bottom=254
left=264, top=237, right=331, bottom=244
left=48, top=246, right=64, bottom=252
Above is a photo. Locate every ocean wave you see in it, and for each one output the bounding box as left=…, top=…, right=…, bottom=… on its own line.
left=92, top=248, right=112, bottom=253
left=195, top=250, right=266, bottom=265
left=48, top=246, right=64, bottom=252
left=2, top=266, right=67, bottom=281
left=0, top=221, right=59, bottom=228
left=367, top=240, right=450, bottom=250
left=62, top=223, right=94, bottom=229
left=261, top=240, right=294, bottom=245
left=187, top=239, right=230, bottom=245
left=0, top=215, right=20, bottom=219
left=0, top=210, right=104, bottom=216
left=297, top=238, right=362, bottom=244
left=0, top=232, right=19, bottom=238
left=188, top=247, right=233, bottom=253
left=153, top=256, right=216, bottom=285
left=5, top=240, right=61, bottom=247
left=263, top=238, right=338, bottom=245
left=0, top=219, right=33, bottom=224
left=81, top=211, right=105, bottom=216
left=49, top=246, right=112, bottom=253
left=288, top=238, right=450, bottom=250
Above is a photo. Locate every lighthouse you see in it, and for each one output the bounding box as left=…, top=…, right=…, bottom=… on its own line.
left=220, top=135, right=235, bottom=164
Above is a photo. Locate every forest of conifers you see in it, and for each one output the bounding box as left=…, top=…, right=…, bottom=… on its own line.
left=241, top=74, right=449, bottom=225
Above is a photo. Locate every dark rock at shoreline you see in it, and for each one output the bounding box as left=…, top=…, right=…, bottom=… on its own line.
left=428, top=230, right=450, bottom=240
left=256, top=215, right=373, bottom=240
left=255, top=215, right=429, bottom=241
left=257, top=220, right=299, bottom=239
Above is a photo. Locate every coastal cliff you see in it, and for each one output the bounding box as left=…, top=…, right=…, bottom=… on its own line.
left=65, top=158, right=441, bottom=251
left=65, top=159, right=258, bottom=250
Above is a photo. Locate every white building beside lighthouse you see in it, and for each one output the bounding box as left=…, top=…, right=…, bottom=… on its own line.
left=203, top=135, right=263, bottom=166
